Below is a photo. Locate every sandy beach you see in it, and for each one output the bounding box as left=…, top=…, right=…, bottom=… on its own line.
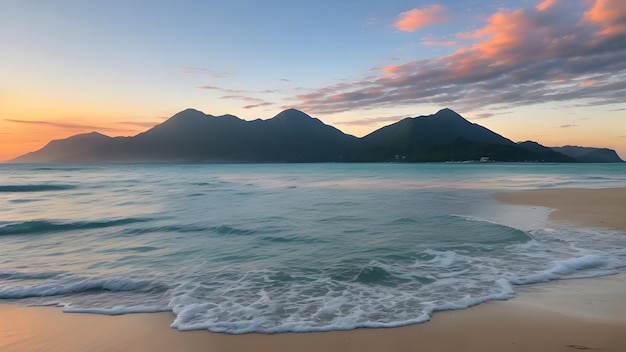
left=2, top=187, right=626, bottom=352
left=493, top=187, right=626, bottom=231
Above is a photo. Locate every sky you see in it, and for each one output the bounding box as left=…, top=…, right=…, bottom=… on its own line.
left=2, top=0, right=626, bottom=161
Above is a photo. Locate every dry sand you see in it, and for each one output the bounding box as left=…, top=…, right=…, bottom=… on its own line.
left=2, top=187, right=625, bottom=352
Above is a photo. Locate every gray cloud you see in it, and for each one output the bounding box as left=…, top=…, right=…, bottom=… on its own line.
left=290, top=1, right=626, bottom=116
left=335, top=114, right=409, bottom=126
left=472, top=113, right=495, bottom=119
left=181, top=66, right=233, bottom=78
left=197, top=85, right=249, bottom=95
left=243, top=102, right=274, bottom=109
left=5, top=119, right=126, bottom=133
left=219, top=95, right=264, bottom=102
left=118, top=121, right=160, bottom=128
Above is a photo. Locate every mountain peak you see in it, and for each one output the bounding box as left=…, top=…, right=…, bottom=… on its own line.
left=179, top=107, right=204, bottom=114
left=437, top=107, right=457, bottom=114
left=67, top=131, right=111, bottom=140
left=273, top=108, right=311, bottom=120
left=171, top=108, right=207, bottom=118
left=433, top=108, right=465, bottom=120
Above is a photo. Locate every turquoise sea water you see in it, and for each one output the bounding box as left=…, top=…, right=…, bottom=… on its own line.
left=1, top=163, right=625, bottom=333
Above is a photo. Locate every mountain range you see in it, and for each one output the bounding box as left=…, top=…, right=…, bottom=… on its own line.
left=10, top=108, right=623, bottom=163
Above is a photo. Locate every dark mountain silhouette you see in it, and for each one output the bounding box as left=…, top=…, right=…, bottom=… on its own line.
left=126, top=108, right=360, bottom=162
left=13, top=132, right=115, bottom=163
left=358, top=108, right=577, bottom=162
left=9, top=108, right=623, bottom=163
left=364, top=108, right=514, bottom=147
left=551, top=146, right=624, bottom=163
left=12, top=109, right=359, bottom=163
left=516, top=141, right=577, bottom=163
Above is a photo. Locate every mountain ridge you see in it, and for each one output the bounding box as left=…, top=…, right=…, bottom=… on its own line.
left=9, top=108, right=623, bottom=163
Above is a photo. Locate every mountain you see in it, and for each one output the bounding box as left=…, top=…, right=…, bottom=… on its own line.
left=127, top=108, right=360, bottom=162
left=12, top=132, right=114, bottom=163
left=359, top=109, right=574, bottom=162
left=364, top=108, right=515, bottom=147
left=12, top=109, right=359, bottom=163
left=516, top=141, right=577, bottom=163
left=9, top=108, right=623, bottom=163
left=551, top=146, right=624, bottom=163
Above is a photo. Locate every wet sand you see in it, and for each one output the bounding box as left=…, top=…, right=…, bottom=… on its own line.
left=493, top=187, right=626, bottom=231
left=2, top=187, right=625, bottom=351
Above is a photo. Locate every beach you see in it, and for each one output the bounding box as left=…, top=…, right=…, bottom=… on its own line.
left=493, top=187, right=626, bottom=231
left=2, top=187, right=625, bottom=351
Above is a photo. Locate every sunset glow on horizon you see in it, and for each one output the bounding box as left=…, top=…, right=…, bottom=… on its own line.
left=2, top=0, right=625, bottom=161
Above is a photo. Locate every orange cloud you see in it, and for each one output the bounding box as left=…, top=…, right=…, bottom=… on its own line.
left=581, top=79, right=597, bottom=87
left=454, top=1, right=576, bottom=70
left=471, top=9, right=531, bottom=63
left=584, top=0, right=626, bottom=35
left=382, top=65, right=401, bottom=75
left=393, top=5, right=450, bottom=32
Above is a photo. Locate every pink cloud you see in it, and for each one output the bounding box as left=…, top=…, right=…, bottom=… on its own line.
left=584, top=0, right=626, bottom=35
left=290, top=1, right=626, bottom=116
left=392, top=5, right=450, bottom=32
left=382, top=65, right=401, bottom=75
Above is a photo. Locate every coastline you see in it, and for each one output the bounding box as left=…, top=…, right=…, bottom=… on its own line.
left=493, top=187, right=626, bottom=231
left=2, top=187, right=626, bottom=351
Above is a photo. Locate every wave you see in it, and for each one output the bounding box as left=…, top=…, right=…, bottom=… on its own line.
left=0, top=270, right=66, bottom=281
left=212, top=225, right=258, bottom=236
left=9, top=198, right=42, bottom=204
left=63, top=306, right=169, bottom=315
left=0, top=184, right=76, bottom=192
left=0, top=276, right=163, bottom=299
left=167, top=268, right=516, bottom=334
left=0, top=218, right=150, bottom=236
left=448, top=214, right=532, bottom=244
left=511, top=254, right=613, bottom=284
left=390, top=217, right=419, bottom=224
left=121, top=224, right=206, bottom=235
left=258, top=235, right=328, bottom=245
left=328, top=264, right=404, bottom=286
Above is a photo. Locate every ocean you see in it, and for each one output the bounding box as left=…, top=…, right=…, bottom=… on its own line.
left=1, top=163, right=625, bottom=334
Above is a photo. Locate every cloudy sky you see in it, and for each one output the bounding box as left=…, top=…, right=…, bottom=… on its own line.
left=2, top=0, right=625, bottom=160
